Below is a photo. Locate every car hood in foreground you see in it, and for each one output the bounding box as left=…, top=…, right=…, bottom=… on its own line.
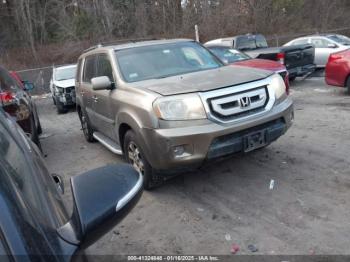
left=131, top=65, right=273, bottom=96
left=233, top=59, right=285, bottom=72
left=53, top=79, right=75, bottom=88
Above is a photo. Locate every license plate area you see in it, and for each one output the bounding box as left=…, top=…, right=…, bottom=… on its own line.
left=244, top=130, right=267, bottom=153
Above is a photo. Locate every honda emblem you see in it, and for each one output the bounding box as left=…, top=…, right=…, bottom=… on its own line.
left=240, top=97, right=251, bottom=108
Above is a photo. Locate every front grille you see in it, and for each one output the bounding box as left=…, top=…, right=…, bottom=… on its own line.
left=63, top=86, right=75, bottom=94
left=208, top=86, right=268, bottom=121
left=199, top=78, right=276, bottom=124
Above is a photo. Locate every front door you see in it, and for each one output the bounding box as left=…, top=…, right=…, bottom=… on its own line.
left=91, top=53, right=116, bottom=140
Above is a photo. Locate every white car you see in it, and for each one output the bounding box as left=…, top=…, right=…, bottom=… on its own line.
left=49, top=64, right=77, bottom=114
left=284, top=34, right=350, bottom=68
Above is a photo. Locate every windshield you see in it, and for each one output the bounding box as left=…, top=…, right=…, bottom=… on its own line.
left=55, top=66, right=77, bottom=81
left=237, top=35, right=268, bottom=50
left=327, top=35, right=350, bottom=45
left=115, top=42, right=222, bottom=83
left=208, top=47, right=251, bottom=64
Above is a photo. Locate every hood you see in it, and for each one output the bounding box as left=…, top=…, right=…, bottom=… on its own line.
left=53, top=78, right=75, bottom=88
left=233, top=59, right=285, bottom=72
left=130, top=65, right=273, bottom=96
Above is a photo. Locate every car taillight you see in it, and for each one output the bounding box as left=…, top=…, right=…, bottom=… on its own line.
left=328, top=53, right=342, bottom=63
left=284, top=73, right=290, bottom=95
left=277, top=53, right=285, bottom=65
left=0, top=91, right=16, bottom=106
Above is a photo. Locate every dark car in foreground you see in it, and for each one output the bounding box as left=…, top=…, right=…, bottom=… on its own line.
left=205, top=45, right=290, bottom=94
left=205, top=34, right=316, bottom=81
left=0, top=66, right=42, bottom=147
left=325, top=49, right=350, bottom=94
left=0, top=108, right=143, bottom=260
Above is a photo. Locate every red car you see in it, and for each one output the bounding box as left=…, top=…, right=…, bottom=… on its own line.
left=325, top=49, right=350, bottom=94
left=206, top=45, right=290, bottom=94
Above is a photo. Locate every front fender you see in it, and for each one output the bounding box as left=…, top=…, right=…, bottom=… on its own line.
left=116, top=112, right=153, bottom=159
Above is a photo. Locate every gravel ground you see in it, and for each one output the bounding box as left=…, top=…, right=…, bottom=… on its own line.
left=35, top=77, right=350, bottom=255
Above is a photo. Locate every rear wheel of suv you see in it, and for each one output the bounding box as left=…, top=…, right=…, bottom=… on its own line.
left=123, top=130, right=163, bottom=190
left=79, top=109, right=95, bottom=142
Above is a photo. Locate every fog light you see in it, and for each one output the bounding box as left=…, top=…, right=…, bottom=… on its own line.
left=173, top=145, right=185, bottom=156
left=173, top=145, right=192, bottom=158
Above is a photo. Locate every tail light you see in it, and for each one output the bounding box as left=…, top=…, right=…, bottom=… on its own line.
left=284, top=73, right=290, bottom=95
left=277, top=53, right=285, bottom=65
left=0, top=91, right=16, bottom=106
left=328, top=53, right=342, bottom=63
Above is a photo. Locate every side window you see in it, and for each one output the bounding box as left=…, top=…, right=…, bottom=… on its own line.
left=83, top=55, right=97, bottom=83
left=0, top=124, right=45, bottom=216
left=76, top=59, right=83, bottom=82
left=311, top=38, right=330, bottom=48
left=0, top=237, right=9, bottom=260
left=291, top=39, right=309, bottom=45
left=97, top=54, right=114, bottom=81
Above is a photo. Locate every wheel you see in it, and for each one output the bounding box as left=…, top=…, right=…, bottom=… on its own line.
left=123, top=130, right=163, bottom=190
left=346, top=77, right=350, bottom=95
left=56, top=100, right=68, bottom=114
left=30, top=115, right=42, bottom=152
left=37, top=116, right=42, bottom=135
left=289, top=76, right=297, bottom=82
left=56, top=101, right=68, bottom=114
left=79, top=109, right=95, bottom=142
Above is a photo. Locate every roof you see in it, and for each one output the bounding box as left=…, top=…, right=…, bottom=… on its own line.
left=81, top=39, right=194, bottom=57
left=54, top=64, right=77, bottom=70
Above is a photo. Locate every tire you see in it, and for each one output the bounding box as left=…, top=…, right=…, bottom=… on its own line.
left=123, top=130, right=163, bottom=190
left=346, top=77, right=350, bottom=95
left=56, top=99, right=68, bottom=114
left=79, top=109, right=95, bottom=143
left=30, top=115, right=42, bottom=152
left=289, top=76, right=297, bottom=82
left=36, top=116, right=43, bottom=135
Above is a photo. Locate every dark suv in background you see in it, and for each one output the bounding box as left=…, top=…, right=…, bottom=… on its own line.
left=0, top=107, right=142, bottom=259
left=0, top=66, right=42, bottom=147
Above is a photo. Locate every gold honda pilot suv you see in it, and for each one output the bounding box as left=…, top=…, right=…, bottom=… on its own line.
left=75, top=39, right=294, bottom=189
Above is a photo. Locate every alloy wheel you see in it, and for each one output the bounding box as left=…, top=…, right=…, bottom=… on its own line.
left=128, top=142, right=145, bottom=175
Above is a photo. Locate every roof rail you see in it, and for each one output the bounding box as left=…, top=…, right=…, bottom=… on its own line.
left=82, top=37, right=162, bottom=54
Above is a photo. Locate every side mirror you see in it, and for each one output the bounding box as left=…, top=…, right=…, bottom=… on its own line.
left=327, top=43, right=338, bottom=49
left=91, top=76, right=113, bottom=91
left=23, top=81, right=35, bottom=91
left=57, top=164, right=143, bottom=248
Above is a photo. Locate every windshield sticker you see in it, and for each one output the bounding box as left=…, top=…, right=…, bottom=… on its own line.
left=129, top=73, right=138, bottom=78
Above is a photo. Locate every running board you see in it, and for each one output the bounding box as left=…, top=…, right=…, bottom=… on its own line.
left=93, top=132, right=123, bottom=155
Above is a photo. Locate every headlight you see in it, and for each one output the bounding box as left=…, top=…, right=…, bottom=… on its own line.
left=153, top=94, right=207, bottom=121
left=54, top=85, right=63, bottom=94
left=269, top=74, right=287, bottom=100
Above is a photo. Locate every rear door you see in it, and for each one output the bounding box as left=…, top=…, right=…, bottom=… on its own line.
left=310, top=38, right=337, bottom=67
left=81, top=55, right=97, bottom=127
left=91, top=53, right=116, bottom=140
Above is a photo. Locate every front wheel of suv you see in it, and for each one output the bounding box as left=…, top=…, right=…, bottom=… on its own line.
left=79, top=109, right=95, bottom=142
left=123, top=130, right=163, bottom=190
